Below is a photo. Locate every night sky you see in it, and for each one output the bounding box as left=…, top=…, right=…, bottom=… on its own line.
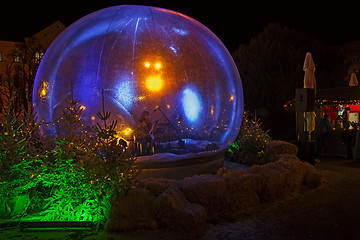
left=0, top=0, right=358, bottom=51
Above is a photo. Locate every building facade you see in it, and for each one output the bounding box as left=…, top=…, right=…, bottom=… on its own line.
left=0, top=21, right=65, bottom=117
left=0, top=21, right=65, bottom=67
left=343, top=41, right=360, bottom=85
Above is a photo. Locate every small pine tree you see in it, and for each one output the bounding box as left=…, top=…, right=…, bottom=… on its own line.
left=88, top=90, right=139, bottom=197
left=92, top=89, right=121, bottom=161
left=227, top=111, right=272, bottom=165
left=58, top=92, right=84, bottom=139
left=0, top=92, right=39, bottom=179
left=0, top=92, right=42, bottom=218
left=50, top=88, right=92, bottom=163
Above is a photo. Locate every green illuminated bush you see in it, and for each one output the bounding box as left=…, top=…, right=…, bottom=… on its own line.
left=0, top=91, right=139, bottom=224
left=36, top=146, right=109, bottom=222
left=0, top=94, right=43, bottom=218
left=32, top=92, right=139, bottom=223
left=0, top=93, right=38, bottom=178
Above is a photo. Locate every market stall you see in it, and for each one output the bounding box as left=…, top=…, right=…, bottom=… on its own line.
left=315, top=86, right=360, bottom=158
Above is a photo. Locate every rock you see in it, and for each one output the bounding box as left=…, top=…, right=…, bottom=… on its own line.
left=182, top=175, right=228, bottom=220
left=223, top=161, right=249, bottom=171
left=106, top=189, right=157, bottom=231
left=249, top=155, right=321, bottom=203
left=273, top=155, right=306, bottom=192
left=107, top=155, right=322, bottom=233
left=265, top=140, right=298, bottom=162
left=154, top=187, right=206, bottom=231
left=250, top=163, right=291, bottom=202
left=273, top=154, right=321, bottom=189
left=220, top=170, right=263, bottom=216
left=140, top=178, right=182, bottom=196
left=302, top=162, right=322, bottom=189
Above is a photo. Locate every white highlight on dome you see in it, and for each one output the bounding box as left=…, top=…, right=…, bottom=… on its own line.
left=182, top=88, right=201, bottom=122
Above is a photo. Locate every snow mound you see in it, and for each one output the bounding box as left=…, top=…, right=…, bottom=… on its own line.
left=107, top=153, right=321, bottom=233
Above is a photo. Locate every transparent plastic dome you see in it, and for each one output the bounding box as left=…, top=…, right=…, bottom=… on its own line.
left=33, top=5, right=243, bottom=156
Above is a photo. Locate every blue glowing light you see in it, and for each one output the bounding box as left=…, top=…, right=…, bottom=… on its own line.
left=169, top=45, right=178, bottom=55
left=115, top=80, right=135, bottom=109
left=172, top=27, right=187, bottom=36
left=182, top=88, right=201, bottom=122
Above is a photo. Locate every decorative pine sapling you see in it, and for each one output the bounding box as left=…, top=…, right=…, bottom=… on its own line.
left=0, top=92, right=43, bottom=218
left=58, top=88, right=84, bottom=139
left=88, top=89, right=139, bottom=198
left=51, top=89, right=92, bottom=163
left=92, top=89, right=122, bottom=162
left=0, top=115, right=26, bottom=175
left=0, top=92, right=26, bottom=174
left=34, top=91, right=109, bottom=223
left=227, top=110, right=271, bottom=165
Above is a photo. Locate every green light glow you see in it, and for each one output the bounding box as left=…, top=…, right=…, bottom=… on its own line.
left=1, top=91, right=138, bottom=226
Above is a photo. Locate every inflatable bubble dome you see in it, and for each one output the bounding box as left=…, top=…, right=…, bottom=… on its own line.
left=33, top=5, right=243, bottom=168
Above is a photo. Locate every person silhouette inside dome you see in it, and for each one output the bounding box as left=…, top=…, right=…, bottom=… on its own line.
left=135, top=111, right=153, bottom=155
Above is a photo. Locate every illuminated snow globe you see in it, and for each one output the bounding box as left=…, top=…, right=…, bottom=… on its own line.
left=33, top=5, right=243, bottom=178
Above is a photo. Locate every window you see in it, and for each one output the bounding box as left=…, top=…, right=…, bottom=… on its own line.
left=35, top=52, right=44, bottom=63
left=14, top=52, right=20, bottom=63
left=352, top=56, right=360, bottom=64
left=0, top=51, right=2, bottom=61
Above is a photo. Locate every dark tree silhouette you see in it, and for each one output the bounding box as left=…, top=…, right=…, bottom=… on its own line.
left=0, top=38, right=43, bottom=117
left=232, top=23, right=344, bottom=139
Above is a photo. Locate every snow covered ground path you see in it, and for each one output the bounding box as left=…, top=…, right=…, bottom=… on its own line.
left=201, top=158, right=360, bottom=240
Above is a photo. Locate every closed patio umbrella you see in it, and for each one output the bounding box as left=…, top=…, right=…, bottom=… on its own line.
left=303, top=52, right=316, bottom=139
left=349, top=72, right=358, bottom=87
left=303, top=52, right=316, bottom=92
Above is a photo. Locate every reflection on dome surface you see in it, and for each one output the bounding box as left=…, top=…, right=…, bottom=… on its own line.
left=33, top=5, right=243, bottom=156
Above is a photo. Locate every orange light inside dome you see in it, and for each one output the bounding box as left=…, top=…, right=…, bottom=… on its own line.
left=39, top=81, right=48, bottom=98
left=155, top=62, right=161, bottom=69
left=144, top=61, right=150, bottom=68
left=146, top=76, right=162, bottom=91
left=123, top=127, right=133, bottom=135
